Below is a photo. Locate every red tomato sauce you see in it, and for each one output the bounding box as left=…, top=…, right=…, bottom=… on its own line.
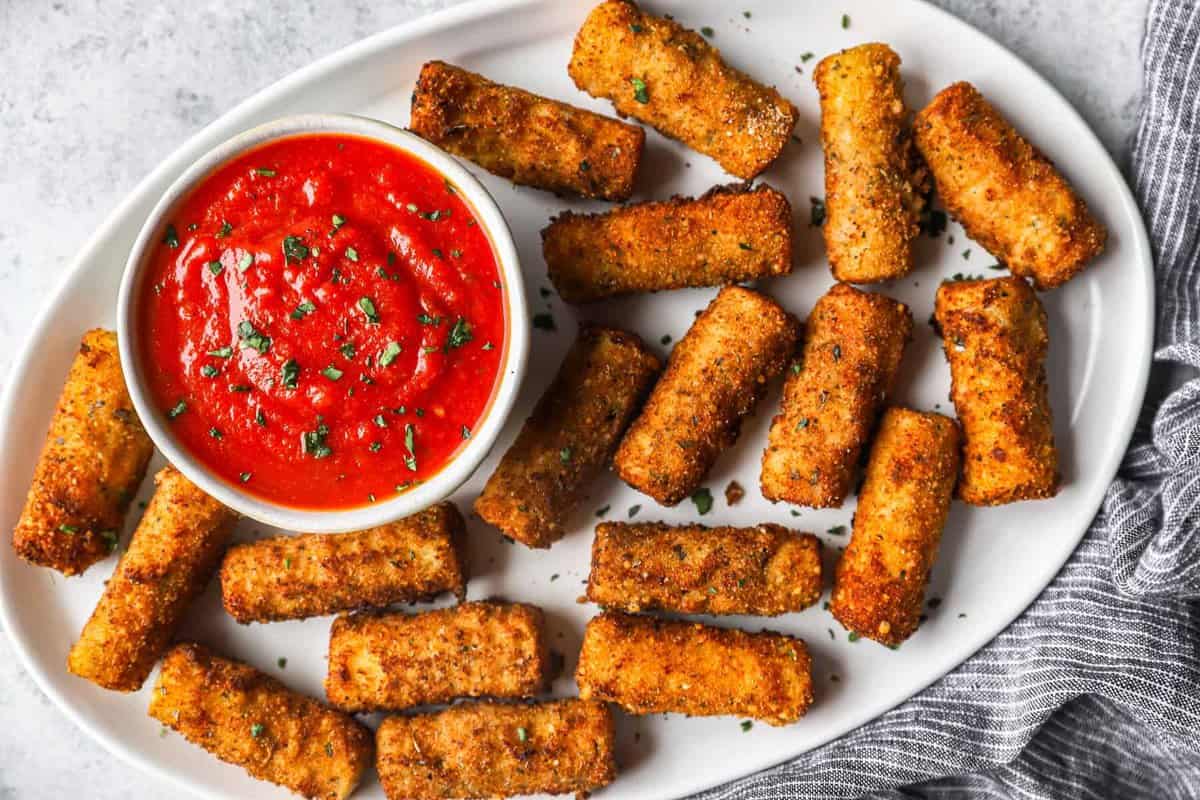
left=140, top=133, right=506, bottom=509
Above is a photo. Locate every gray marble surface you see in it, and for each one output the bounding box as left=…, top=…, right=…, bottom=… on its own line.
left=0, top=0, right=1147, bottom=796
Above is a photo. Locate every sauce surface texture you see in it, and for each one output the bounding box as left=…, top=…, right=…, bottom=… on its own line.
left=141, top=134, right=505, bottom=509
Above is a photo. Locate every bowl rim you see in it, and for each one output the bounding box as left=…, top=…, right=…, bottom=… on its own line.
left=116, top=112, right=529, bottom=532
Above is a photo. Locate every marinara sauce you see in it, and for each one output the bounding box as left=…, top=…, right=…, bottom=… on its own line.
left=140, top=134, right=505, bottom=509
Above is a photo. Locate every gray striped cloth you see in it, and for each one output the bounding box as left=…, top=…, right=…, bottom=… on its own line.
left=698, top=1, right=1200, bottom=798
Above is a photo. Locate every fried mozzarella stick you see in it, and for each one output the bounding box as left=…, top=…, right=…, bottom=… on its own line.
left=12, top=329, right=153, bottom=575
left=220, top=502, right=467, bottom=623
left=149, top=643, right=373, bottom=800
left=376, top=699, right=616, bottom=800
left=568, top=0, right=798, bottom=179
left=615, top=286, right=799, bottom=505
left=410, top=60, right=644, bottom=201
left=815, top=43, right=929, bottom=283
left=67, top=467, right=235, bottom=692
left=577, top=611, right=812, bottom=725
left=475, top=326, right=660, bottom=547
left=914, top=82, right=1106, bottom=289
left=761, top=283, right=912, bottom=507
left=543, top=184, right=793, bottom=303
left=935, top=277, right=1059, bottom=504
left=830, top=407, right=960, bottom=646
left=586, top=522, right=822, bottom=615
left=326, top=602, right=548, bottom=712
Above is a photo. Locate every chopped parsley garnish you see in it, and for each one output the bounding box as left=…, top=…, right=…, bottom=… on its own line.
left=631, top=77, right=649, bottom=104
left=237, top=252, right=254, bottom=272
left=281, top=359, right=300, bottom=389
left=701, top=26, right=714, bottom=37
left=216, top=220, right=233, bottom=238
left=167, top=400, right=187, bottom=419
left=282, top=235, right=309, bottom=262
left=516, top=727, right=528, bottom=742
left=379, top=341, right=402, bottom=367
left=369, top=441, right=382, bottom=453
left=209, top=427, right=223, bottom=439
left=841, top=13, right=850, bottom=28
left=482, top=341, right=495, bottom=351
left=848, top=631, right=861, bottom=642
left=810, top=196, right=827, bottom=226
left=447, top=317, right=473, bottom=349
left=208, top=345, right=233, bottom=358
left=403, top=423, right=417, bottom=472
left=229, top=384, right=251, bottom=393
left=358, top=296, right=380, bottom=323
left=239, top=472, right=252, bottom=482
left=255, top=167, right=276, bottom=177
left=250, top=723, right=264, bottom=739
left=100, top=530, right=119, bottom=552
left=322, top=364, right=343, bottom=381
left=832, top=344, right=842, bottom=361
left=200, top=364, right=220, bottom=378
left=691, top=487, right=714, bottom=515
left=302, top=423, right=332, bottom=458
left=417, top=313, right=438, bottom=325
left=532, top=313, right=556, bottom=331
left=163, top=224, right=180, bottom=248
left=596, top=505, right=610, bottom=517
left=291, top=300, right=316, bottom=320
left=801, top=51, right=814, bottom=62
left=740, top=721, right=753, bottom=732
left=559, top=446, right=573, bottom=463
left=237, top=320, right=271, bottom=354
left=630, top=22, right=643, bottom=32
left=331, top=213, right=346, bottom=233
left=255, top=408, right=267, bottom=427
left=58, top=524, right=78, bottom=534
left=628, top=504, right=641, bottom=518
left=208, top=260, right=224, bottom=275
left=337, top=343, right=356, bottom=360
left=738, top=242, right=753, bottom=251
left=344, top=246, right=359, bottom=262
left=827, top=525, right=847, bottom=536
left=661, top=334, right=672, bottom=345
left=431, top=248, right=444, bottom=259
left=579, top=160, right=591, bottom=173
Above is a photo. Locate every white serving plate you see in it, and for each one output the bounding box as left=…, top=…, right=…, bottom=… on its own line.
left=0, top=1, right=1153, bottom=799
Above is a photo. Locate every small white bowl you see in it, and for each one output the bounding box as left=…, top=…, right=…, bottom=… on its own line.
left=117, top=113, right=528, bottom=532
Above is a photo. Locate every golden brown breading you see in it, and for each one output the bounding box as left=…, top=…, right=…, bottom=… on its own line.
left=67, top=467, right=235, bottom=692
left=585, top=521, right=822, bottom=615
left=326, top=601, right=548, bottom=713
left=575, top=611, right=813, bottom=725
left=409, top=60, right=644, bottom=200
left=220, top=502, right=467, bottom=623
left=149, top=643, right=373, bottom=800
left=830, top=407, right=960, bottom=646
left=761, top=283, right=912, bottom=507
left=815, top=43, right=929, bottom=283
left=475, top=325, right=660, bottom=547
left=12, top=329, right=153, bottom=575
left=935, top=276, right=1059, bottom=504
left=376, top=699, right=616, bottom=800
left=542, top=183, right=793, bottom=304
left=614, top=286, right=800, bottom=505
left=568, top=0, right=797, bottom=179
left=914, top=82, right=1106, bottom=290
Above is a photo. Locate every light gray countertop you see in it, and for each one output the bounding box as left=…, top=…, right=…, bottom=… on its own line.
left=0, top=1, right=1146, bottom=796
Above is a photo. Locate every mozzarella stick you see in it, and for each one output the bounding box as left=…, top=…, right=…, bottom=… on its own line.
left=935, top=276, right=1059, bottom=504
left=615, top=286, right=799, bottom=505
left=815, top=43, right=929, bottom=283
left=568, top=0, right=797, bottom=179
left=410, top=60, right=644, bottom=201
left=149, top=643, right=373, bottom=800
left=220, top=502, right=467, bottom=623
left=914, top=82, right=1106, bottom=289
left=12, top=329, right=153, bottom=575
left=376, top=699, right=616, bottom=800
left=326, top=602, right=548, bottom=712
left=577, top=612, right=812, bottom=725
left=475, top=325, right=660, bottom=547
left=830, top=407, right=960, bottom=646
left=67, top=467, right=235, bottom=692
left=543, top=184, right=793, bottom=303
left=586, top=522, right=822, bottom=615
left=761, top=283, right=912, bottom=507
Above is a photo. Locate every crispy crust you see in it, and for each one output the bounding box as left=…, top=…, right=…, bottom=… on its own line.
left=12, top=329, right=153, bottom=575
left=409, top=60, right=644, bottom=200
left=326, top=601, right=548, bottom=713
left=815, top=43, right=929, bottom=283
left=542, top=183, right=794, bottom=303
left=220, top=502, right=468, bottom=623
left=567, top=0, right=797, bottom=179
left=586, top=521, right=822, bottom=615
left=614, top=286, right=800, bottom=505
left=67, top=467, right=235, bottom=691
left=149, top=643, right=373, bottom=800
left=576, top=611, right=812, bottom=725
left=914, top=81, right=1106, bottom=290
left=376, top=699, right=616, bottom=800
left=475, top=325, right=660, bottom=547
left=830, top=407, right=960, bottom=646
left=761, top=283, right=912, bottom=507
left=935, top=276, right=1059, bottom=504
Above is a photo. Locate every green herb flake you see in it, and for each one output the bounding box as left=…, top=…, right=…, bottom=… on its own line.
left=281, top=359, right=300, bottom=389
left=239, top=472, right=252, bottom=483
left=216, top=220, right=233, bottom=238
left=559, top=446, right=573, bottom=463
left=827, top=525, right=847, bottom=536
left=462, top=425, right=471, bottom=440
left=208, top=260, right=224, bottom=275
left=237, top=252, right=254, bottom=272
left=291, top=300, right=316, bottom=320
left=255, top=408, right=267, bottom=427
left=738, top=242, right=753, bottom=251
left=322, top=364, right=344, bottom=381
left=628, top=504, right=642, bottom=518
left=164, top=224, right=180, bottom=249
left=358, top=296, right=380, bottom=323
left=482, top=341, right=495, bottom=351
left=447, top=317, right=473, bottom=349
left=200, top=364, right=220, bottom=378
left=277, top=657, right=287, bottom=669
left=596, top=505, right=611, bottom=517
left=532, top=313, right=556, bottom=331
left=237, top=320, right=271, bottom=354
left=255, top=167, right=277, bottom=177
left=302, top=423, right=333, bottom=459
left=167, top=400, right=188, bottom=419
left=331, top=213, right=346, bottom=233
left=631, top=77, right=650, bottom=104
left=208, top=345, right=233, bottom=358
left=283, top=235, right=309, bottom=262
left=810, top=196, right=827, bottom=227
left=344, top=246, right=359, bottom=262
left=660, top=334, right=672, bottom=345
left=58, top=524, right=78, bottom=534
left=325, top=742, right=334, bottom=757
left=848, top=631, right=861, bottom=642
left=100, top=530, right=119, bottom=552
left=250, top=723, right=265, bottom=739
left=701, top=26, right=714, bottom=37
left=801, top=51, right=814, bottom=62
left=841, top=13, right=850, bottom=28
left=691, top=487, right=714, bottom=515
left=209, top=427, right=223, bottom=440
left=630, top=23, right=643, bottom=32
left=740, top=721, right=753, bottom=732
left=516, top=727, right=528, bottom=742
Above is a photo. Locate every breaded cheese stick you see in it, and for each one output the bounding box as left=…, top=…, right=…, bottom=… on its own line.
left=12, top=329, right=153, bottom=575
left=410, top=60, right=644, bottom=201
left=935, top=276, right=1059, bottom=504
left=149, top=643, right=372, bottom=800
left=475, top=326, right=660, bottom=547
left=568, top=0, right=797, bottom=179
left=67, top=467, right=235, bottom=692
left=586, top=522, right=822, bottom=615
left=761, top=283, right=912, bottom=507
left=830, top=407, right=960, bottom=646
left=614, top=286, right=799, bottom=505
left=576, top=611, right=812, bottom=725
left=543, top=183, right=793, bottom=303
left=326, top=601, right=548, bottom=712
left=220, top=502, right=467, bottom=623
left=815, top=43, right=929, bottom=283
left=376, top=699, right=616, bottom=800
left=914, top=82, right=1106, bottom=290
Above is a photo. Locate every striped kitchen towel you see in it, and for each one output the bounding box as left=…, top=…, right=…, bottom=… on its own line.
left=698, top=1, right=1200, bottom=798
